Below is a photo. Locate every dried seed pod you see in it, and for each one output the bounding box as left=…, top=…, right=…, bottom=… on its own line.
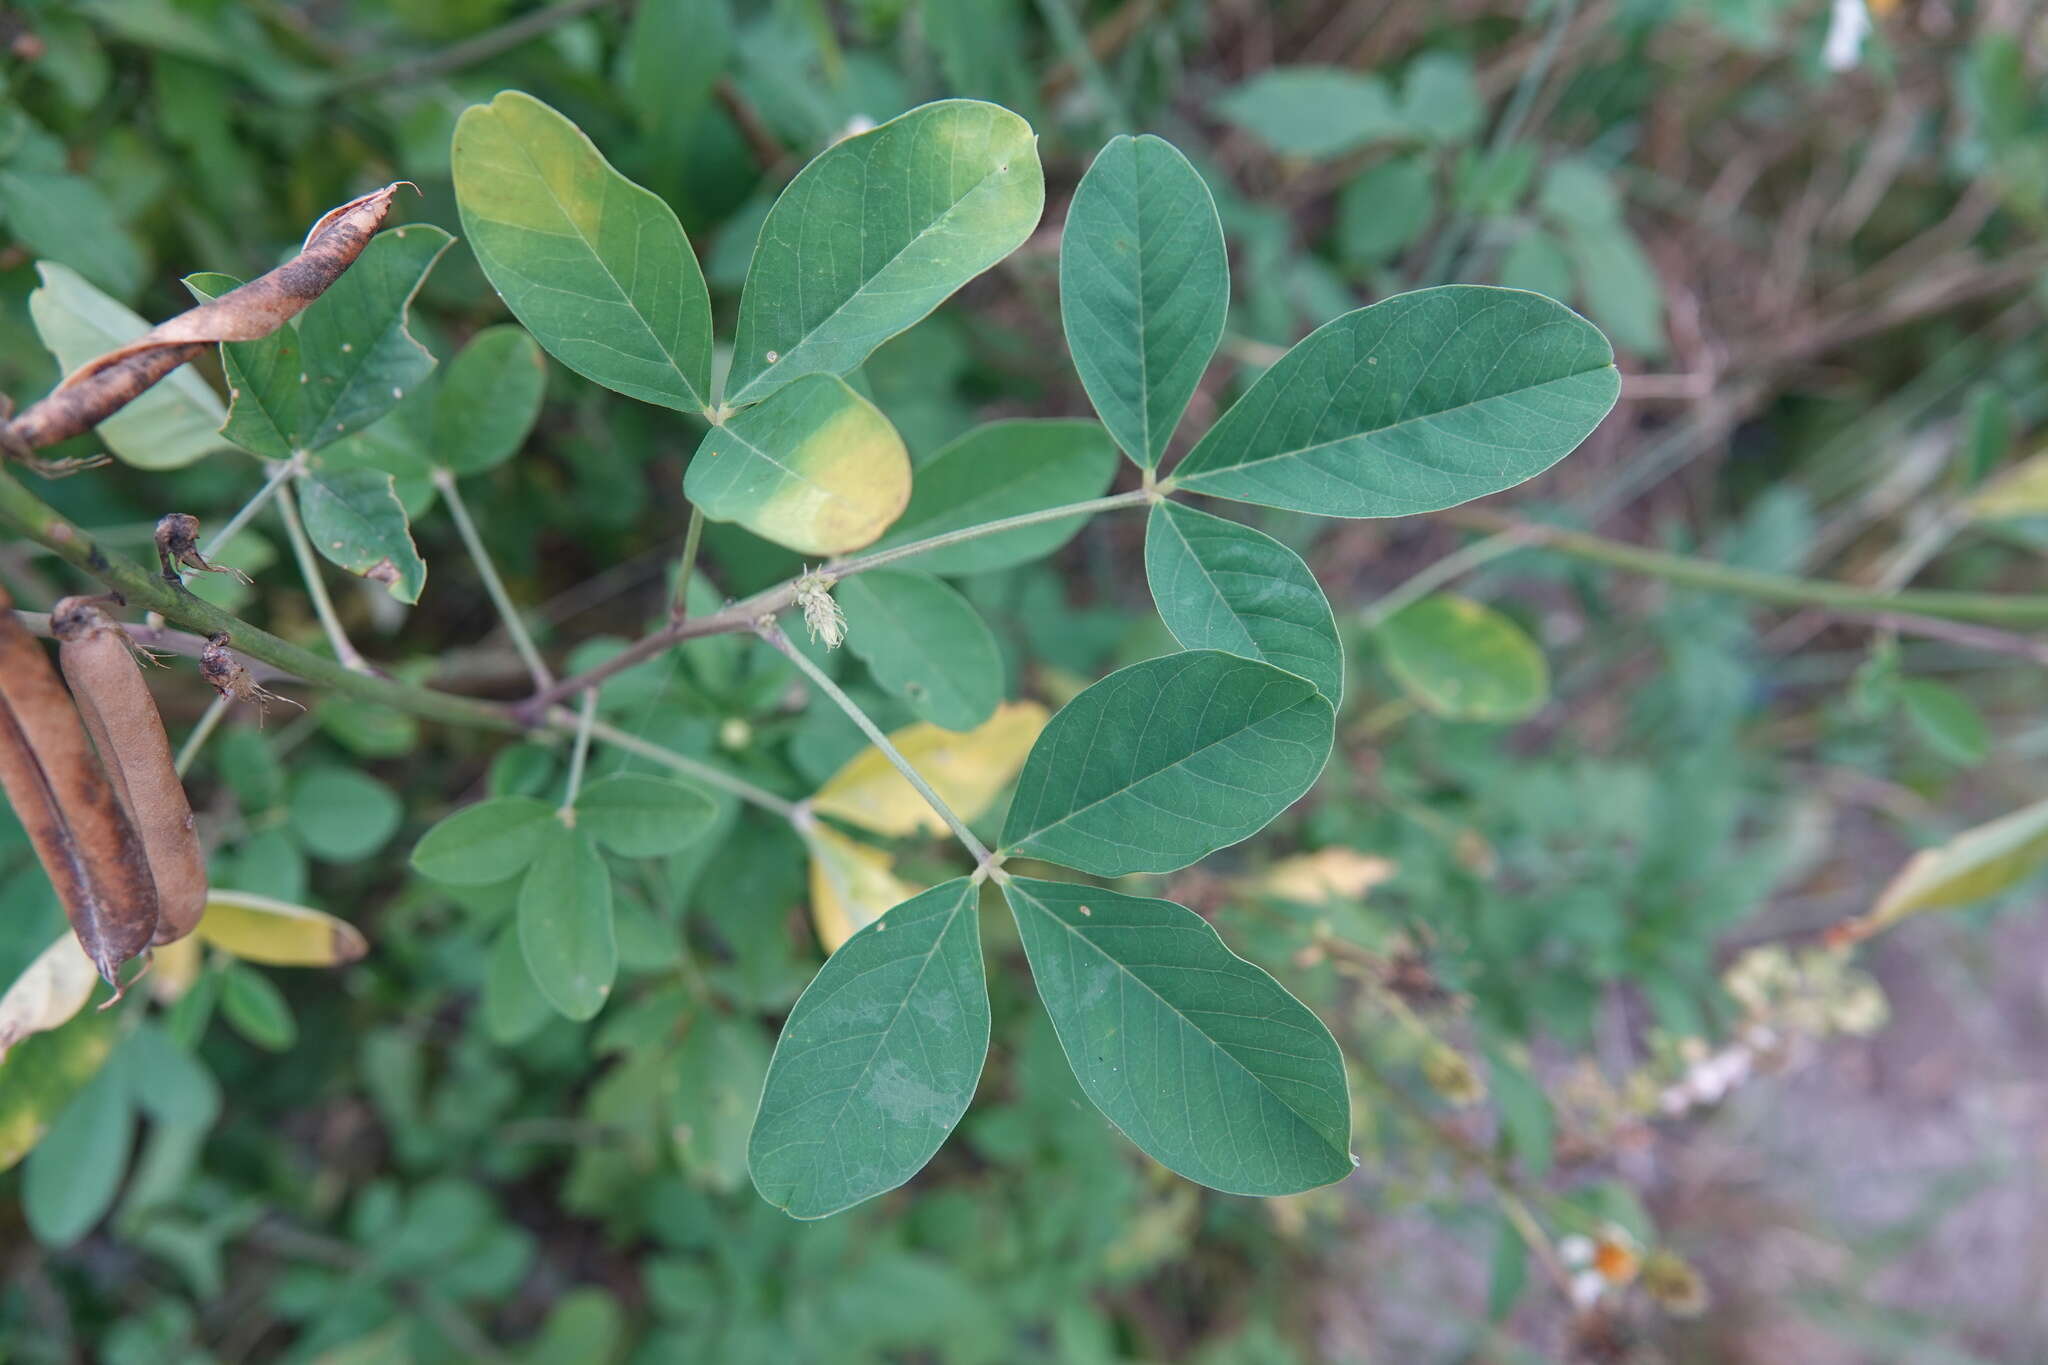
left=199, top=633, right=300, bottom=720
left=53, top=596, right=207, bottom=945
left=155, top=513, right=251, bottom=585
left=0, top=587, right=158, bottom=988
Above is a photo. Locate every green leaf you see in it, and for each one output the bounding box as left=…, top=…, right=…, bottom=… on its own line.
left=1848, top=796, right=2048, bottom=942
left=523, top=1287, right=624, bottom=1365
left=1060, top=135, right=1228, bottom=470
left=1498, top=228, right=1574, bottom=300
left=1145, top=502, right=1343, bottom=702
left=204, top=227, right=453, bottom=458
left=672, top=1013, right=769, bottom=1191
left=574, top=774, right=718, bottom=858
left=29, top=262, right=229, bottom=469
left=865, top=419, right=1118, bottom=575
left=23, top=1061, right=135, bottom=1246
left=0, top=164, right=144, bottom=299
left=1171, top=286, right=1618, bottom=517
left=727, top=100, right=1044, bottom=405
left=0, top=1007, right=119, bottom=1172
left=1375, top=593, right=1548, bottom=722
left=1211, top=67, right=1403, bottom=160
left=294, top=469, right=427, bottom=603
left=1003, top=877, right=1352, bottom=1195
left=219, top=963, right=297, bottom=1051
left=288, top=765, right=403, bottom=862
left=452, top=91, right=714, bottom=413
left=483, top=925, right=553, bottom=1047
left=520, top=822, right=616, bottom=1021
left=1562, top=222, right=1665, bottom=359
left=433, top=325, right=547, bottom=476
left=1001, top=650, right=1334, bottom=876
left=1335, top=157, right=1434, bottom=269
left=685, top=372, right=909, bottom=555
left=1400, top=52, right=1482, bottom=144
left=1899, top=680, right=1991, bottom=766
left=837, top=571, right=1003, bottom=731
left=749, top=878, right=989, bottom=1220
left=411, top=797, right=556, bottom=886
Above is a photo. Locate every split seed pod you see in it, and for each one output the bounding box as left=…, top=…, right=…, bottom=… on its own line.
left=200, top=633, right=299, bottom=719
left=0, top=586, right=158, bottom=987
left=52, top=596, right=207, bottom=945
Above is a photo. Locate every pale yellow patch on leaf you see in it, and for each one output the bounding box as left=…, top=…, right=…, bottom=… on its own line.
left=1831, top=795, right=2048, bottom=945
left=149, top=935, right=204, bottom=1005
left=195, top=891, right=370, bottom=967
left=0, top=934, right=96, bottom=1063
left=810, top=700, right=1048, bottom=837
left=807, top=827, right=924, bottom=953
left=755, top=393, right=911, bottom=554
left=1969, top=449, right=2048, bottom=520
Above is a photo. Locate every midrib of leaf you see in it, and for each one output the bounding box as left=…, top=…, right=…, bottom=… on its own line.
left=1013, top=884, right=1344, bottom=1157
left=488, top=137, right=701, bottom=409
left=1007, top=661, right=1317, bottom=849
left=1185, top=348, right=1613, bottom=483
left=737, top=152, right=1016, bottom=403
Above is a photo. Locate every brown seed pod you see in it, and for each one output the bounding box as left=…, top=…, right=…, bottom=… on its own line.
left=199, top=633, right=301, bottom=720
left=155, top=513, right=251, bottom=585
left=0, top=586, right=158, bottom=988
left=52, top=596, right=207, bottom=945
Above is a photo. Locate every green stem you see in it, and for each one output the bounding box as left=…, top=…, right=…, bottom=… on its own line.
left=276, top=480, right=369, bottom=673
left=559, top=690, right=597, bottom=813
left=516, top=487, right=1156, bottom=721
left=436, top=469, right=554, bottom=691
left=757, top=622, right=994, bottom=867
left=203, top=457, right=298, bottom=559
left=564, top=709, right=796, bottom=820
left=0, top=460, right=516, bottom=731
left=173, top=695, right=230, bottom=778
left=1454, top=508, right=2048, bottom=626
left=668, top=504, right=704, bottom=623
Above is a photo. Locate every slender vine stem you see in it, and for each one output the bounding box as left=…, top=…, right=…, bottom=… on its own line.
left=516, top=487, right=1156, bottom=721
left=559, top=691, right=598, bottom=813
left=275, top=480, right=369, bottom=672
left=757, top=622, right=994, bottom=867
left=174, top=695, right=231, bottom=778
left=435, top=469, right=554, bottom=691
left=561, top=709, right=796, bottom=819
left=668, top=505, right=704, bottom=623
left=203, top=457, right=298, bottom=560
left=1451, top=508, right=2048, bottom=626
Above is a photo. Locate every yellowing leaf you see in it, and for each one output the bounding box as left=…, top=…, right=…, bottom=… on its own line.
left=806, top=827, right=924, bottom=953
left=1968, top=450, right=2048, bottom=520
left=195, top=891, right=370, bottom=967
left=148, top=936, right=203, bottom=1005
left=0, top=935, right=97, bottom=1064
left=1833, top=796, right=2048, bottom=945
left=1252, top=847, right=1397, bottom=905
left=810, top=700, right=1047, bottom=837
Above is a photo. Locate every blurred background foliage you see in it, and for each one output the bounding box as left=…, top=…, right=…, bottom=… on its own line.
left=2, top=0, right=2047, bottom=1361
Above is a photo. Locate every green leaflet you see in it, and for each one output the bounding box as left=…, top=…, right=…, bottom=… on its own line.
left=1004, top=878, right=1352, bottom=1196
left=1172, top=285, right=1618, bottom=517
left=0, top=1007, right=119, bottom=1172
left=1145, top=501, right=1343, bottom=702
left=1001, top=650, right=1334, bottom=876
left=452, top=90, right=714, bottom=413
left=1211, top=67, right=1403, bottom=160
left=573, top=774, right=718, bottom=858
left=0, top=164, right=144, bottom=300
left=194, top=226, right=452, bottom=458
left=294, top=468, right=427, bottom=603
left=865, top=420, right=1118, bottom=575
left=726, top=100, right=1044, bottom=405
left=748, top=879, right=988, bottom=1220
left=432, top=325, right=547, bottom=476
left=519, top=821, right=616, bottom=1022
left=685, top=373, right=909, bottom=555
left=1060, top=135, right=1228, bottom=470
left=1375, top=593, right=1549, bottom=723
left=28, top=262, right=229, bottom=469
left=22, top=1057, right=134, bottom=1247
left=836, top=571, right=1003, bottom=731
left=410, top=797, right=557, bottom=886
left=220, top=963, right=297, bottom=1051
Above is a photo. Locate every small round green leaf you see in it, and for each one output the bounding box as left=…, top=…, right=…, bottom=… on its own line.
left=685, top=372, right=909, bottom=555
left=289, top=765, right=402, bottom=862
left=1173, top=286, right=1618, bottom=517
left=433, top=325, right=546, bottom=476
left=411, top=797, right=557, bottom=886
left=1004, top=877, right=1352, bottom=1196
left=22, top=1060, right=134, bottom=1247
left=1000, top=650, right=1334, bottom=876
left=1060, top=135, right=1228, bottom=469
left=749, top=879, right=989, bottom=1220
left=865, top=420, right=1118, bottom=575
left=452, top=90, right=713, bottom=413
left=1375, top=593, right=1548, bottom=722
left=727, top=99, right=1045, bottom=405
left=836, top=571, right=1003, bottom=731
left=574, top=774, right=717, bottom=858
left=1146, top=501, right=1343, bottom=701
left=519, top=822, right=615, bottom=1021
left=219, top=963, right=297, bottom=1052
left=294, top=469, right=427, bottom=603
